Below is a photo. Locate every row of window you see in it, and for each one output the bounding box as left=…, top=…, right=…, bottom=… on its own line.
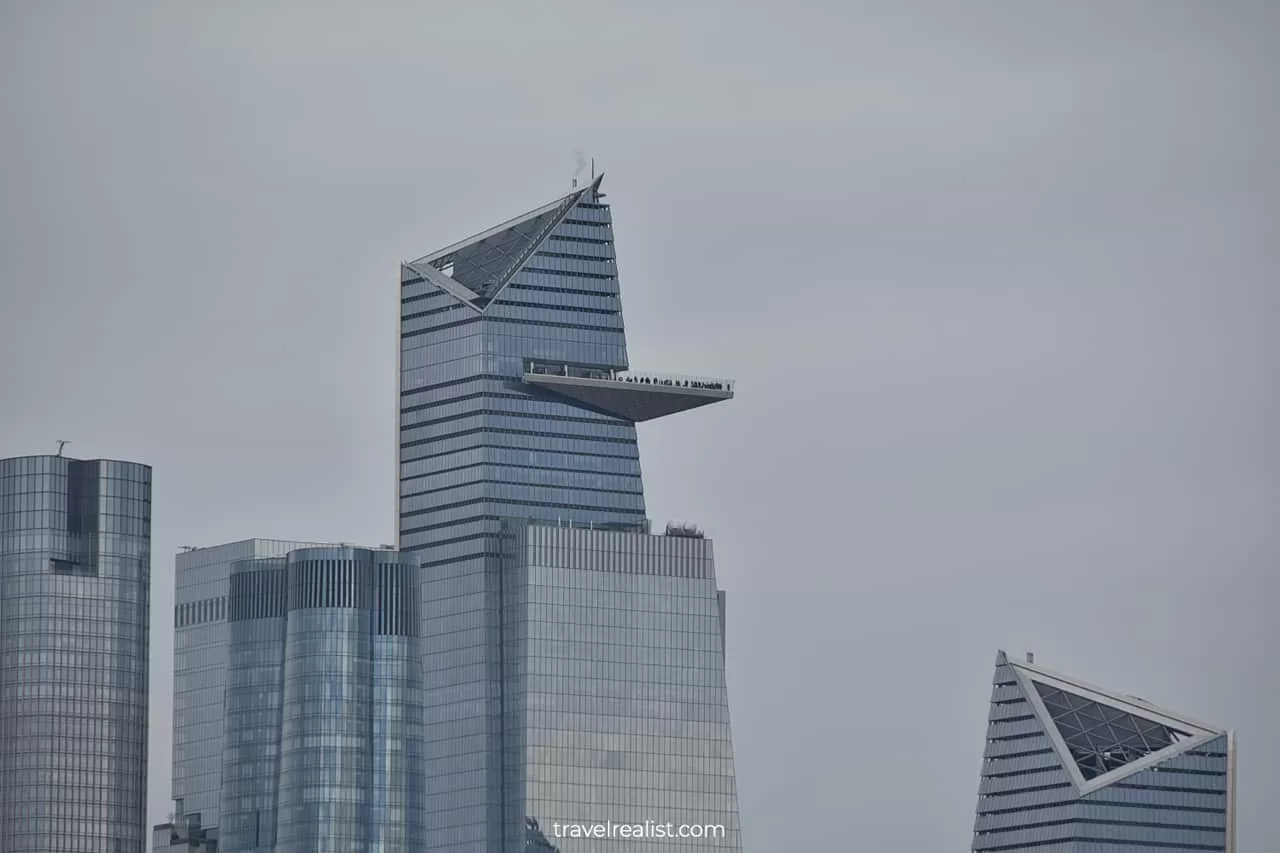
left=0, top=532, right=148, bottom=561
left=400, top=330, right=627, bottom=370
left=402, top=481, right=647, bottom=517
left=562, top=203, right=612, bottom=224
left=0, top=507, right=148, bottom=533
left=400, top=272, right=618, bottom=314
left=400, top=393, right=627, bottom=431
left=0, top=457, right=149, bottom=481
left=398, top=353, right=554, bottom=388
left=551, top=221, right=615, bottom=244
left=403, top=464, right=643, bottom=501
left=177, top=595, right=226, bottom=627
left=402, top=411, right=639, bottom=448
left=402, top=446, right=642, bottom=481
left=1, top=653, right=143, bottom=676
left=398, top=375, right=532, bottom=409
left=400, top=428, right=639, bottom=470
left=402, top=305, right=624, bottom=341
left=0, top=487, right=149, bottom=511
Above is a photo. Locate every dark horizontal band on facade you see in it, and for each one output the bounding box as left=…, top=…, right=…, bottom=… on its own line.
left=399, top=515, right=647, bottom=539
left=980, top=782, right=1075, bottom=798
left=505, top=282, right=618, bottom=298
left=986, top=731, right=1047, bottom=744
left=981, top=816, right=1225, bottom=836
left=402, top=476, right=643, bottom=502
left=400, top=494, right=647, bottom=521
left=398, top=529, right=496, bottom=552
left=401, top=314, right=622, bottom=341
left=1110, top=781, right=1228, bottom=794
left=401, top=285, right=618, bottom=315
left=492, top=300, right=618, bottom=316
left=400, top=373, right=634, bottom=401
left=401, top=439, right=638, bottom=465
left=399, top=296, right=467, bottom=315
left=521, top=265, right=615, bottom=281
left=402, top=390, right=634, bottom=420
left=985, top=763, right=1225, bottom=785
left=400, top=281, right=616, bottom=315
left=531, top=249, right=617, bottom=263
left=399, top=513, right=504, bottom=537
left=401, top=458, right=639, bottom=485
left=399, top=373, right=513, bottom=396
left=401, top=299, right=618, bottom=326
left=401, top=402, right=628, bottom=430
left=400, top=390, right=541, bottom=416
left=975, top=833, right=1222, bottom=852
left=547, top=225, right=611, bottom=239
left=978, top=798, right=1232, bottom=818
left=400, top=426, right=637, bottom=452
left=985, top=747, right=1056, bottom=761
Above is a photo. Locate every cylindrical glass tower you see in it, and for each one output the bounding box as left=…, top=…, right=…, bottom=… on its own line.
left=0, top=455, right=151, bottom=853
left=221, top=546, right=424, bottom=853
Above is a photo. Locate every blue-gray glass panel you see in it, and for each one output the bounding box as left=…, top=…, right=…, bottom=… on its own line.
left=0, top=456, right=152, bottom=853
left=971, top=656, right=1230, bottom=853
left=403, top=188, right=742, bottom=853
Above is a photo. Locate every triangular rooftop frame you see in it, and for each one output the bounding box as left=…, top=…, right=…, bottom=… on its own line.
left=1003, top=652, right=1226, bottom=795
left=403, top=174, right=605, bottom=314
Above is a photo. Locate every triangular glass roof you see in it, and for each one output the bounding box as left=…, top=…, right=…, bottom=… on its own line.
left=407, top=176, right=601, bottom=309
left=1033, top=681, right=1193, bottom=780
left=432, top=205, right=564, bottom=299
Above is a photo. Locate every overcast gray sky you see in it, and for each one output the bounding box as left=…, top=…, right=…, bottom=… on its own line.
left=2, top=1, right=1277, bottom=849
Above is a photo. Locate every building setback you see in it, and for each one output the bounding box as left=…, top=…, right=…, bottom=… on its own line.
left=399, top=175, right=743, bottom=852
left=0, top=454, right=152, bottom=853
left=972, top=650, right=1236, bottom=853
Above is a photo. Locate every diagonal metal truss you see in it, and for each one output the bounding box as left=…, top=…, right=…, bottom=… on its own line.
left=405, top=175, right=603, bottom=310
left=473, top=190, right=582, bottom=303
left=428, top=204, right=564, bottom=299
left=1008, top=657, right=1222, bottom=795
left=1034, top=683, right=1191, bottom=780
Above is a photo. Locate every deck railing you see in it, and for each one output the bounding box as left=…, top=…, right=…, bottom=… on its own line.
left=526, top=363, right=734, bottom=394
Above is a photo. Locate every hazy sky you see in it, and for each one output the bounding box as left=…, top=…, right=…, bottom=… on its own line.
left=2, top=1, right=1277, bottom=849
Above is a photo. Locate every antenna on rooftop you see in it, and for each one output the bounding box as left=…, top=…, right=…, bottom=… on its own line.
left=179, top=545, right=198, bottom=552
left=55, top=440, right=70, bottom=457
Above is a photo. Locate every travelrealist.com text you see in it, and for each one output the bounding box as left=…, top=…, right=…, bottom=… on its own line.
left=552, top=822, right=727, bottom=840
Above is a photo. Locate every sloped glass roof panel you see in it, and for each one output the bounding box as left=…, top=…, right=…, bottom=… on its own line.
left=436, top=206, right=565, bottom=298
left=414, top=180, right=598, bottom=305
left=1033, top=681, right=1192, bottom=780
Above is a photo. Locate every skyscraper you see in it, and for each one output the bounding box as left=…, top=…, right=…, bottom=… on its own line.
left=220, top=545, right=425, bottom=853
left=0, top=454, right=152, bottom=853
left=399, top=176, right=742, bottom=852
left=161, top=538, right=331, bottom=850
left=972, top=651, right=1236, bottom=853
left=160, top=538, right=426, bottom=853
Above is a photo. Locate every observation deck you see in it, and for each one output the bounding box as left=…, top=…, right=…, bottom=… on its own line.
left=523, top=363, right=734, bottom=422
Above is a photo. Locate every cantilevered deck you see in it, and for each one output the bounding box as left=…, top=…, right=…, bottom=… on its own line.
left=523, top=364, right=734, bottom=422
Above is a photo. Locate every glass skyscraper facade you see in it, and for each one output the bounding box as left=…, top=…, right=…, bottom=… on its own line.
left=972, top=651, right=1236, bottom=853
left=399, top=176, right=742, bottom=852
left=162, top=539, right=425, bottom=853
left=0, top=454, right=152, bottom=853
left=220, top=546, right=425, bottom=853
left=167, top=538, right=326, bottom=842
